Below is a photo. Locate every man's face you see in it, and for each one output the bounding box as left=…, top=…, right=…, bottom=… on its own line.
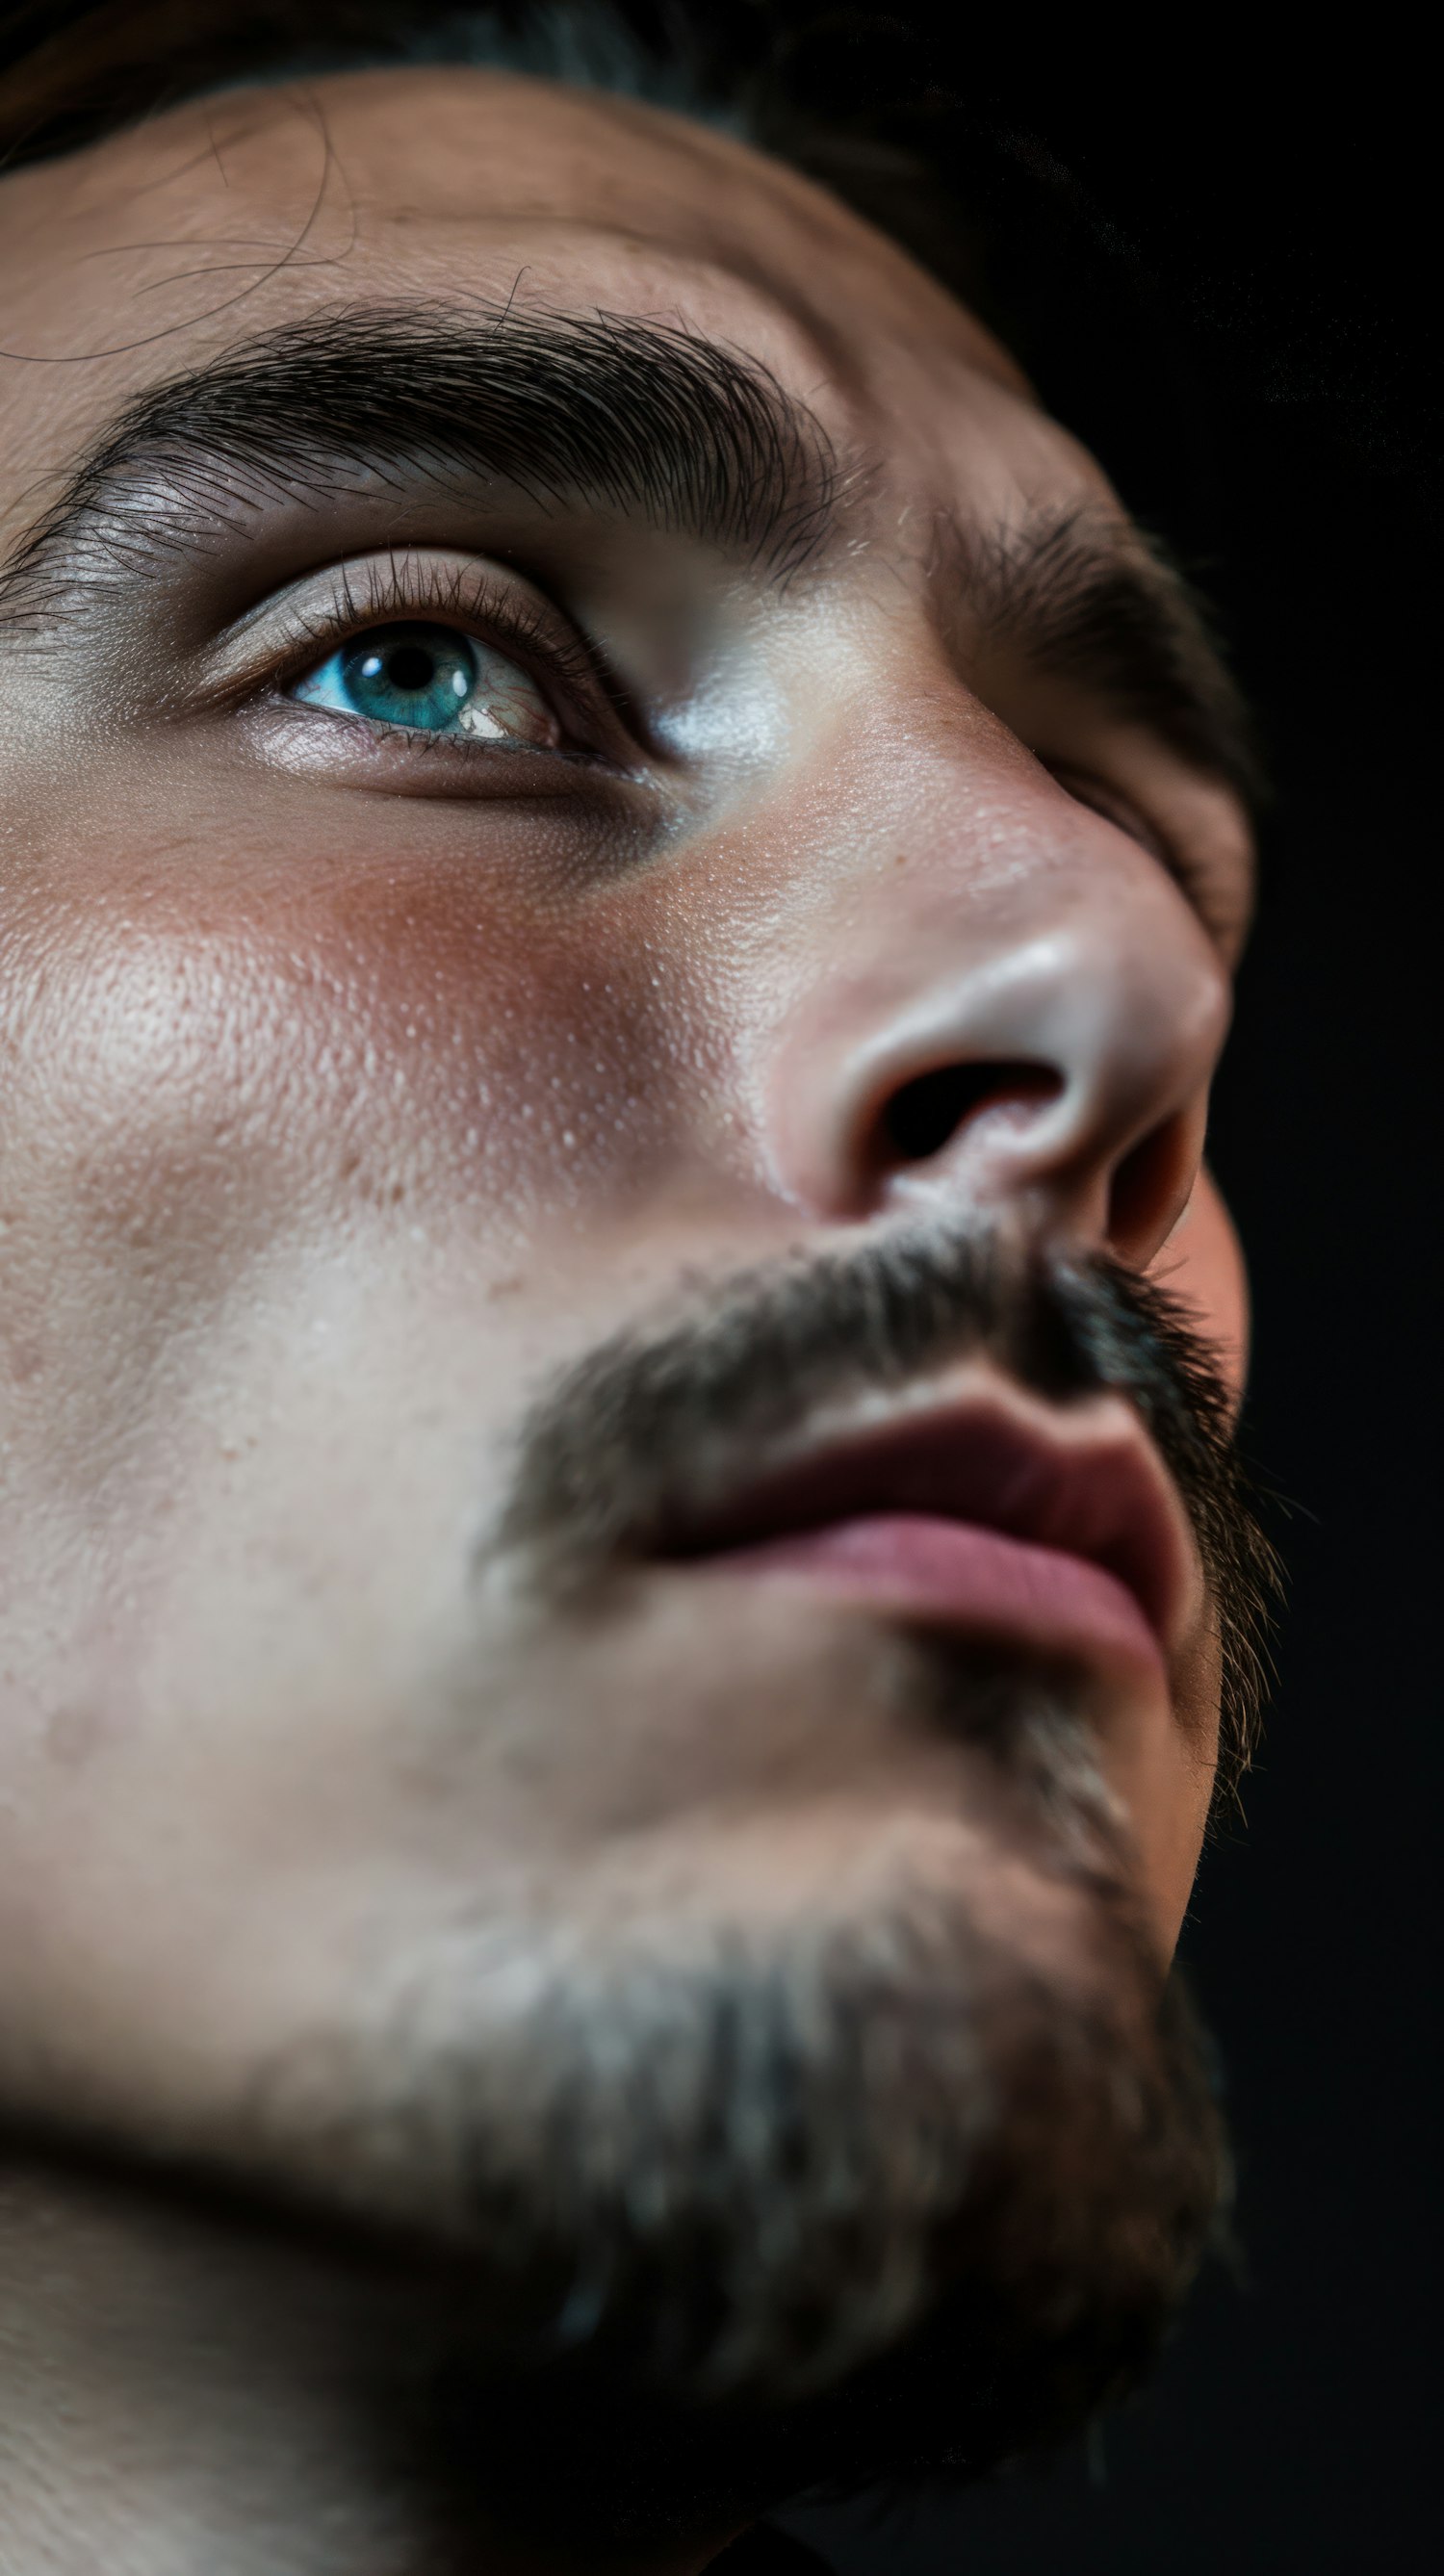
left=0, top=64, right=1265, bottom=2490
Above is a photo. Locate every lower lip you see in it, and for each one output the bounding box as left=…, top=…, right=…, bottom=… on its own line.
left=690, top=1513, right=1164, bottom=1675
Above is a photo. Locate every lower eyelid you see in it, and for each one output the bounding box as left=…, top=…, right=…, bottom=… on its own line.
left=229, top=699, right=650, bottom=823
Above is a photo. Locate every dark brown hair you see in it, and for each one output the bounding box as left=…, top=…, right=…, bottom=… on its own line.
left=0, top=3, right=1000, bottom=312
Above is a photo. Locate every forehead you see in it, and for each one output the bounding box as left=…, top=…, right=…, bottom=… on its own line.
left=0, top=64, right=1106, bottom=538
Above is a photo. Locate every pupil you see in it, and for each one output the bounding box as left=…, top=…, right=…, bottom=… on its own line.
left=385, top=644, right=436, bottom=693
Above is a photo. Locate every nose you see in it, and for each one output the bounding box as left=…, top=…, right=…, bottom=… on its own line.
left=762, top=813, right=1231, bottom=1269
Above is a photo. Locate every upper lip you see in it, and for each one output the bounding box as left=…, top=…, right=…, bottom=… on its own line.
left=656, top=1381, right=1199, bottom=1655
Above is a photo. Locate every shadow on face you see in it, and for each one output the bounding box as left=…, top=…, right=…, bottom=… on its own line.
left=0, top=58, right=1270, bottom=2518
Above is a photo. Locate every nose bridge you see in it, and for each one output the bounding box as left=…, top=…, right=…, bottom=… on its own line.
left=760, top=789, right=1232, bottom=1266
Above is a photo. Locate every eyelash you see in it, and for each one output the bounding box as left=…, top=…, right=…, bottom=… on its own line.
left=213, top=568, right=1235, bottom=941
left=242, top=554, right=625, bottom=759
left=1045, top=761, right=1220, bottom=930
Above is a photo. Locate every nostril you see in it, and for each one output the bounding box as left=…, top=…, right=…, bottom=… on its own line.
left=877, top=1060, right=1062, bottom=1167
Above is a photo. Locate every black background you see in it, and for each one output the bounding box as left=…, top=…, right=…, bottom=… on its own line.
left=773, top=25, right=1439, bottom=2576
left=3, top=10, right=1436, bottom=2570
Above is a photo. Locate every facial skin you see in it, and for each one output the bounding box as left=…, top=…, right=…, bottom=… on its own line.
left=0, top=64, right=1270, bottom=2576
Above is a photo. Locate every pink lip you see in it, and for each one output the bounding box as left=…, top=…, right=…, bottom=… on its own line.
left=692, top=1512, right=1163, bottom=1674
left=658, top=1391, right=1195, bottom=1676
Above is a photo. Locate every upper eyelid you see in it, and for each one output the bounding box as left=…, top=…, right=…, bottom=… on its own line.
left=1044, top=760, right=1239, bottom=951
left=195, top=549, right=610, bottom=711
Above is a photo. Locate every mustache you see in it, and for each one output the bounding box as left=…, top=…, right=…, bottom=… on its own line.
left=492, top=1220, right=1281, bottom=1806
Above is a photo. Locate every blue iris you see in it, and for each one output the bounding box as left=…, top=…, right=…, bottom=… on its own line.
left=296, top=622, right=478, bottom=732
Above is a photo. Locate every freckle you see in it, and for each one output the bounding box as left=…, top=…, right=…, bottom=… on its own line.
left=894, top=851, right=909, bottom=866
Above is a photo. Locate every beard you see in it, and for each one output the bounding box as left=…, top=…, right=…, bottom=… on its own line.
left=342, top=1223, right=1269, bottom=2541
left=11, top=1221, right=1272, bottom=2551
left=234, top=1650, right=1228, bottom=2553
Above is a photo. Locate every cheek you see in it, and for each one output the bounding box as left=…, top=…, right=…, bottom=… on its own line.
left=1148, top=1166, right=1250, bottom=1411
left=3, top=841, right=689, bottom=1274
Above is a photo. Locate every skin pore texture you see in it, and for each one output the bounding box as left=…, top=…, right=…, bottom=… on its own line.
left=0, top=62, right=1270, bottom=2576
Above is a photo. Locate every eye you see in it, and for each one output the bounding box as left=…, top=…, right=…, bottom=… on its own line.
left=292, top=619, right=561, bottom=748
left=1046, top=761, right=1166, bottom=861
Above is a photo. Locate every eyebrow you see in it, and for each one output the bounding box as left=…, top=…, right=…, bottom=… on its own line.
left=0, top=301, right=844, bottom=619
left=0, top=301, right=1259, bottom=811
left=948, top=503, right=1264, bottom=811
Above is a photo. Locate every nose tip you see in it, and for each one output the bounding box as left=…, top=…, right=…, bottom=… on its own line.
left=770, top=924, right=1231, bottom=1269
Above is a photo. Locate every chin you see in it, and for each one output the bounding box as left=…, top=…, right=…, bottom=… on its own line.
left=369, top=1908, right=1225, bottom=2554
left=164, top=1670, right=1224, bottom=2543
